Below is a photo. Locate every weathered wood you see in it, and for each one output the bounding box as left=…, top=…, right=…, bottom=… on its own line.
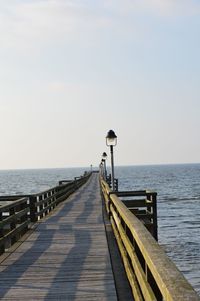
left=100, top=178, right=200, bottom=301
left=110, top=205, right=156, bottom=301
left=0, top=197, right=30, bottom=251
left=29, top=173, right=91, bottom=222
left=0, top=198, right=28, bottom=212
left=0, top=213, right=4, bottom=255
left=116, top=191, right=157, bottom=239
left=0, top=208, right=29, bottom=228
left=114, top=191, right=157, bottom=197
left=122, top=199, right=148, bottom=207
left=110, top=216, right=143, bottom=301
left=0, top=173, right=117, bottom=300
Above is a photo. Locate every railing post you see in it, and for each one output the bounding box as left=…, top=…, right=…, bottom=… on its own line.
left=38, top=194, right=43, bottom=220
left=20, top=199, right=29, bottom=235
left=114, top=178, right=118, bottom=191
left=54, top=187, right=59, bottom=206
left=52, top=189, right=56, bottom=209
left=152, top=193, right=158, bottom=241
left=146, top=192, right=158, bottom=240
left=9, top=207, right=16, bottom=246
left=47, top=191, right=51, bottom=213
left=43, top=193, right=47, bottom=216
left=0, top=212, right=5, bottom=255
left=106, top=174, right=112, bottom=188
left=29, top=196, right=38, bottom=222
left=145, top=265, right=162, bottom=301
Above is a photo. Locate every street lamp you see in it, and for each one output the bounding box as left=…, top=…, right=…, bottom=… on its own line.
left=99, top=161, right=104, bottom=177
left=101, top=159, right=105, bottom=178
left=106, top=130, right=117, bottom=190
left=102, top=152, right=107, bottom=180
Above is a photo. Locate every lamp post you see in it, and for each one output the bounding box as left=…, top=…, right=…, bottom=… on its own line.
left=102, top=152, right=107, bottom=180
left=99, top=161, right=104, bottom=177
left=106, top=130, right=117, bottom=191
left=101, top=159, right=105, bottom=178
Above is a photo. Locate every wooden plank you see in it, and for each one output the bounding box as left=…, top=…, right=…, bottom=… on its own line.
left=0, top=208, right=29, bottom=228
left=110, top=205, right=156, bottom=301
left=0, top=174, right=118, bottom=301
left=0, top=198, right=28, bottom=213
left=110, top=216, right=142, bottom=301
left=114, top=191, right=156, bottom=197
left=122, top=199, right=149, bottom=208
left=0, top=221, right=30, bottom=246
left=101, top=179, right=200, bottom=301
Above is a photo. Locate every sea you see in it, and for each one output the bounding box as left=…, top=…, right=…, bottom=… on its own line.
left=0, top=164, right=199, bottom=294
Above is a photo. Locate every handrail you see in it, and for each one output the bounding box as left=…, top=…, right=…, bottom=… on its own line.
left=0, top=172, right=91, bottom=255
left=29, top=174, right=91, bottom=221
left=0, top=197, right=29, bottom=254
left=100, top=177, right=200, bottom=301
left=113, top=189, right=158, bottom=240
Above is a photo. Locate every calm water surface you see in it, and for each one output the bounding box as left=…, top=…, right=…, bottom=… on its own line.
left=115, top=164, right=200, bottom=294
left=0, top=164, right=199, bottom=294
left=0, top=168, right=87, bottom=195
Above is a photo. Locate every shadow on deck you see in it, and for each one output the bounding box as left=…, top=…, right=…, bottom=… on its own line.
left=0, top=174, right=120, bottom=300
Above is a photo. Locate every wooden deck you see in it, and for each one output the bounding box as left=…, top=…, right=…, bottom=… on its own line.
left=0, top=174, right=118, bottom=300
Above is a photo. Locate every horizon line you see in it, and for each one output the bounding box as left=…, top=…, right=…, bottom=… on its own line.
left=0, top=162, right=200, bottom=171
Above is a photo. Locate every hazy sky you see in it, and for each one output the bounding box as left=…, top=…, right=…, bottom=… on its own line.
left=0, top=0, right=200, bottom=169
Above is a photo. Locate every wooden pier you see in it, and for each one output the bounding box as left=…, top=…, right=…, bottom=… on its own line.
left=0, top=172, right=199, bottom=300
left=0, top=173, right=118, bottom=300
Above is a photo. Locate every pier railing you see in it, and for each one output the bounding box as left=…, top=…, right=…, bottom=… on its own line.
left=116, top=190, right=158, bottom=240
left=0, top=197, right=29, bottom=254
left=100, top=177, right=200, bottom=301
left=0, top=172, right=91, bottom=255
left=29, top=174, right=90, bottom=222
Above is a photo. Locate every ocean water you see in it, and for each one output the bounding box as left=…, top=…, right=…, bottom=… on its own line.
left=0, top=167, right=88, bottom=195
left=115, top=164, right=200, bottom=295
left=0, top=164, right=199, bottom=294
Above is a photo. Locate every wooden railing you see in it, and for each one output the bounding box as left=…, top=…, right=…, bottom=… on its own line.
left=105, top=174, right=118, bottom=191
left=29, top=174, right=90, bottom=222
left=0, top=197, right=29, bottom=254
left=0, top=172, right=91, bottom=255
left=116, top=190, right=158, bottom=240
left=100, top=177, right=200, bottom=301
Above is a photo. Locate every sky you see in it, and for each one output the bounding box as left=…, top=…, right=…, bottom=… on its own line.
left=0, top=0, right=200, bottom=169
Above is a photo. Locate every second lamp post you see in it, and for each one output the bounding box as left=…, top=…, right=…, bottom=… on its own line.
left=102, top=152, right=107, bottom=180
left=106, top=130, right=117, bottom=191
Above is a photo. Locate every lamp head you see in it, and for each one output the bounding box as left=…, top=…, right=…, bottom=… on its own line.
left=106, top=130, right=117, bottom=146
left=102, top=152, right=107, bottom=160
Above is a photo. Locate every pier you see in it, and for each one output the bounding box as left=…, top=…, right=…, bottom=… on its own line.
left=0, top=172, right=199, bottom=300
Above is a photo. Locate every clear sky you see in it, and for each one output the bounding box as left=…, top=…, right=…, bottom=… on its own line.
left=0, top=0, right=200, bottom=169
